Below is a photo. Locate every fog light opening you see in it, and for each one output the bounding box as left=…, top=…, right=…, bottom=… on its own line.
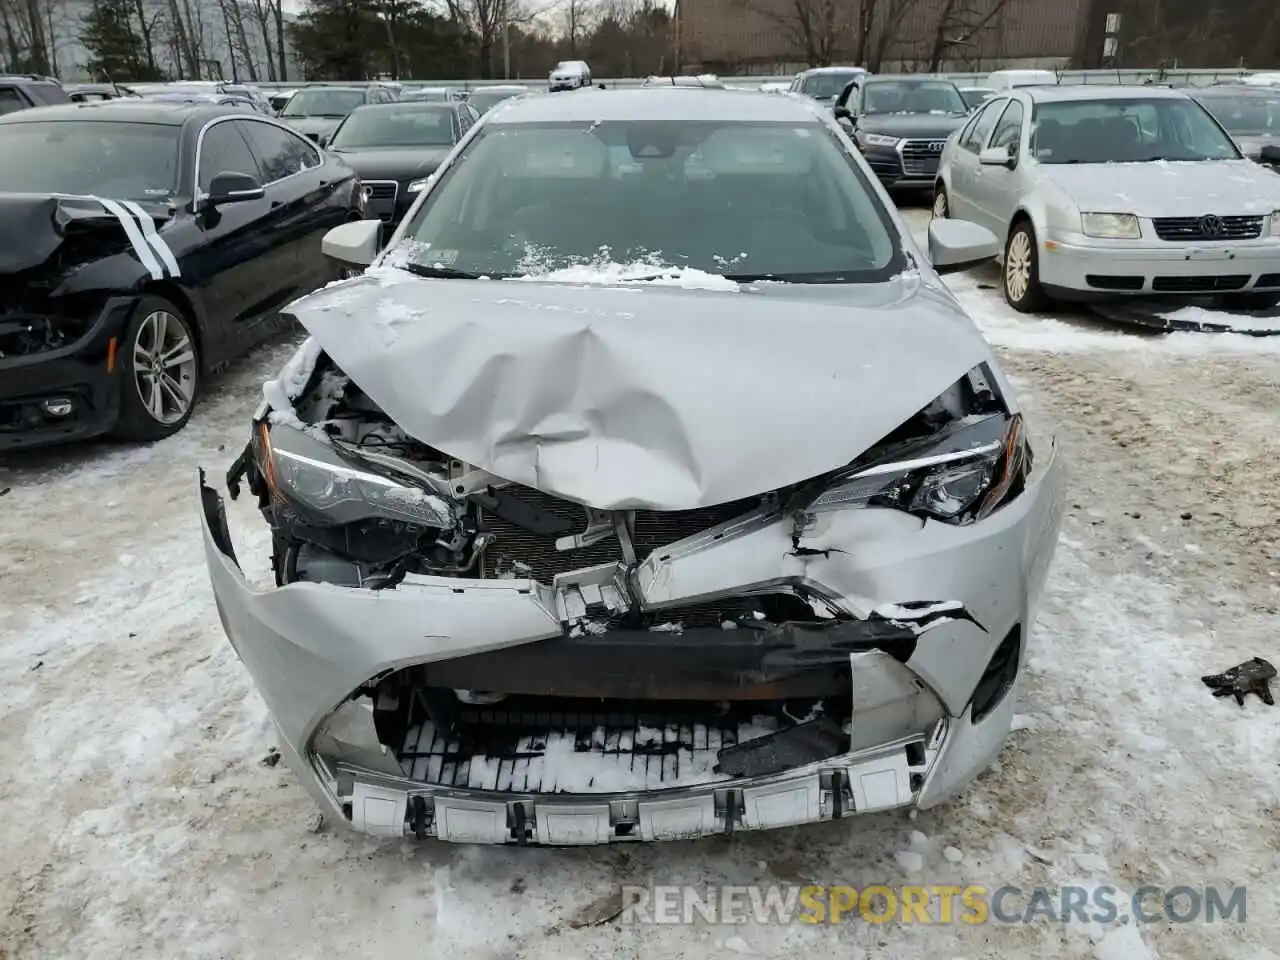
left=971, top=625, right=1021, bottom=723
left=41, top=398, right=74, bottom=418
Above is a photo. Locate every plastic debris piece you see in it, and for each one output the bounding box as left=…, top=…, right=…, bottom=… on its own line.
left=1201, top=657, right=1275, bottom=707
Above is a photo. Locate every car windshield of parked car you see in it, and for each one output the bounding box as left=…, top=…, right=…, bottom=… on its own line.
left=330, top=106, right=456, bottom=148
left=0, top=120, right=178, bottom=200
left=395, top=119, right=902, bottom=283
left=468, top=90, right=522, bottom=114
left=862, top=81, right=968, bottom=116
left=801, top=71, right=861, bottom=100
left=1031, top=98, right=1242, bottom=163
left=960, top=88, right=994, bottom=109
left=281, top=88, right=365, bottom=117
left=403, top=88, right=452, bottom=102
left=1195, top=94, right=1280, bottom=135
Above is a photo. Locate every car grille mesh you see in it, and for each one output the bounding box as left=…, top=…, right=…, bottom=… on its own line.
left=1152, top=215, right=1263, bottom=241
left=399, top=694, right=768, bottom=792
left=480, top=486, right=759, bottom=582
left=900, top=139, right=945, bottom=177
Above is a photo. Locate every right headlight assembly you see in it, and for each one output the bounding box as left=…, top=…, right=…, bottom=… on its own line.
left=801, top=372, right=1031, bottom=526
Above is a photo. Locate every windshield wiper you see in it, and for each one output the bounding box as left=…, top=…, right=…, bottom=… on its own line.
left=401, top=263, right=481, bottom=280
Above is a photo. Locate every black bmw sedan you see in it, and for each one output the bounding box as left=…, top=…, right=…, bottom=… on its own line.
left=0, top=99, right=362, bottom=449
left=322, top=100, right=479, bottom=226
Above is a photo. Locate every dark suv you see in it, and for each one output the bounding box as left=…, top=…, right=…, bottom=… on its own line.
left=0, top=75, right=71, bottom=115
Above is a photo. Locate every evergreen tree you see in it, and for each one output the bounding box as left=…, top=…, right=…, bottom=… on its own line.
left=81, top=0, right=166, bottom=81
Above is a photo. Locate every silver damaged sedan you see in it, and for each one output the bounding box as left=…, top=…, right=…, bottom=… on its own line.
left=199, top=89, right=1066, bottom=844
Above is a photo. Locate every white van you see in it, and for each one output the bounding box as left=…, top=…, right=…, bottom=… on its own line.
left=549, top=60, right=592, bottom=92
left=984, top=68, right=1057, bottom=91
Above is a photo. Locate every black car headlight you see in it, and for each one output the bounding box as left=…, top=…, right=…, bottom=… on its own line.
left=803, top=388, right=1029, bottom=526
left=256, top=421, right=454, bottom=529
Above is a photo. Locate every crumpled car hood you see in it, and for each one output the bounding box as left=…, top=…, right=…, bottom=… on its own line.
left=284, top=270, right=994, bottom=510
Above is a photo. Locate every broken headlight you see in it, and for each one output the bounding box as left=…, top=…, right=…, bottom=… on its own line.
left=258, top=422, right=454, bottom=529
left=809, top=412, right=1028, bottom=525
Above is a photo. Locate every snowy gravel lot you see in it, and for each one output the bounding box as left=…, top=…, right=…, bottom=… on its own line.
left=2, top=207, right=1279, bottom=960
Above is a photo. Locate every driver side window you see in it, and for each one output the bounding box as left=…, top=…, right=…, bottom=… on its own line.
left=960, top=99, right=1005, bottom=153
left=989, top=100, right=1025, bottom=154
left=197, top=120, right=262, bottom=193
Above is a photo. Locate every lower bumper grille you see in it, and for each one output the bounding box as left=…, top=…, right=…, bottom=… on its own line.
left=400, top=695, right=777, bottom=792
left=1152, top=274, right=1249, bottom=292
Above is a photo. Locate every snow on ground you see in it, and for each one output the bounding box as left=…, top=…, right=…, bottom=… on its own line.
left=2, top=212, right=1279, bottom=959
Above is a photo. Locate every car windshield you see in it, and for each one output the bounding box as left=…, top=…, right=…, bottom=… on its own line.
left=469, top=90, right=523, bottom=114
left=0, top=120, right=178, bottom=200
left=1194, top=94, right=1280, bottom=135
left=330, top=106, right=457, bottom=147
left=960, top=88, right=994, bottom=109
left=281, top=88, right=365, bottom=117
left=394, top=119, right=902, bottom=283
left=801, top=72, right=861, bottom=100
left=1030, top=98, right=1242, bottom=163
left=862, top=80, right=967, bottom=116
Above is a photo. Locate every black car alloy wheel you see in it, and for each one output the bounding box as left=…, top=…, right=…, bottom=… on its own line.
left=113, top=294, right=201, bottom=441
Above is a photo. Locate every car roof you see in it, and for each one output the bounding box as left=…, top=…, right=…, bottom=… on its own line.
left=1194, top=84, right=1279, bottom=96
left=487, top=88, right=821, bottom=124
left=799, top=66, right=865, bottom=75
left=0, top=99, right=244, bottom=125
left=351, top=99, right=457, bottom=111
left=861, top=75, right=955, bottom=84
left=294, top=85, right=367, bottom=94
left=1019, top=84, right=1189, bottom=103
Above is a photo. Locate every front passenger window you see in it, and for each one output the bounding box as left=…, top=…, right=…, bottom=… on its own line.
left=198, top=121, right=261, bottom=193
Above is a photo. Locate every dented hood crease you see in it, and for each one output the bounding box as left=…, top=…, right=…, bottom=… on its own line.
left=287, top=272, right=994, bottom=510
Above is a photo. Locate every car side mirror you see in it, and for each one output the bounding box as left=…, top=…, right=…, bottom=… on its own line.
left=833, top=105, right=851, bottom=120
left=203, top=171, right=264, bottom=210
left=322, top=219, right=381, bottom=268
left=316, top=132, right=329, bottom=147
left=979, top=145, right=1014, bottom=168
left=1260, top=144, right=1280, bottom=166
left=928, top=219, right=999, bottom=275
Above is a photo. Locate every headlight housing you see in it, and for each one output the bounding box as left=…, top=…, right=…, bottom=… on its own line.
left=1269, top=210, right=1280, bottom=236
left=258, top=422, right=454, bottom=529
left=407, top=176, right=434, bottom=194
left=861, top=133, right=901, bottom=147
left=1081, top=212, right=1141, bottom=239
left=799, top=369, right=1031, bottom=526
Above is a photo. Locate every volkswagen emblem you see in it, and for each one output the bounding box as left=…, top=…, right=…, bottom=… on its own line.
left=1199, top=214, right=1224, bottom=237
left=928, top=141, right=945, bottom=153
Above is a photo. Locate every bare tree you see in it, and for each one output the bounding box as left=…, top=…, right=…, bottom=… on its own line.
left=921, top=0, right=1016, bottom=70
left=731, top=0, right=846, bottom=67
left=562, top=0, right=596, bottom=56
left=443, top=0, right=508, bottom=77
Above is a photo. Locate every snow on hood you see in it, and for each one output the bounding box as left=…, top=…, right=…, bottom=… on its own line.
left=282, top=270, right=994, bottom=510
left=1043, top=160, right=1280, bottom=218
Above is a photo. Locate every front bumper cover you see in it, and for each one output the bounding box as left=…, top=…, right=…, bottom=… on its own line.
left=199, top=433, right=1064, bottom=843
left=0, top=295, right=137, bottom=449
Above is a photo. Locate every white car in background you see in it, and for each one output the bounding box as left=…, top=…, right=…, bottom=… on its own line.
left=549, top=60, right=592, bottom=91
left=933, top=84, right=1280, bottom=312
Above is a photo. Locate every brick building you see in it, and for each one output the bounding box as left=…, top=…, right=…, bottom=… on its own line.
left=674, top=0, right=1093, bottom=73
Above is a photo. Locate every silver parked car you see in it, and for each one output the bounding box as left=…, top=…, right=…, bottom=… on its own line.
left=200, top=89, right=1065, bottom=845
left=933, top=84, right=1280, bottom=311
